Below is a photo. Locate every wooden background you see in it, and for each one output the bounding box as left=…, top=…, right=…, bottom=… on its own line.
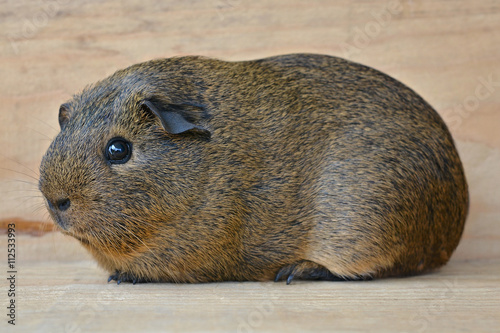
left=1, top=0, right=499, bottom=332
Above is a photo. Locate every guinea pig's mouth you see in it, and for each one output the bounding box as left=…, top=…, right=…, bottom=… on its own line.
left=54, top=224, right=89, bottom=244
left=52, top=215, right=69, bottom=231
left=51, top=217, right=90, bottom=245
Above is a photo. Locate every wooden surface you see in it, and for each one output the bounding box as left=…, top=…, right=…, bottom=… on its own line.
left=1, top=0, right=499, bottom=332
left=3, top=234, right=500, bottom=333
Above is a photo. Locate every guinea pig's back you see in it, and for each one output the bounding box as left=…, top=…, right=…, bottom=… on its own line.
left=259, top=54, right=468, bottom=278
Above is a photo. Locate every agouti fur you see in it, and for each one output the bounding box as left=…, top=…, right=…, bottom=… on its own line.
left=39, top=54, right=468, bottom=284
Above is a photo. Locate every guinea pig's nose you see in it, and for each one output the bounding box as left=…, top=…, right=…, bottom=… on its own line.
left=47, top=197, right=71, bottom=212
left=56, top=198, right=71, bottom=211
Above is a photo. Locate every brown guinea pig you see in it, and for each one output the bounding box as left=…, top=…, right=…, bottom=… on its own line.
left=39, top=54, right=468, bottom=284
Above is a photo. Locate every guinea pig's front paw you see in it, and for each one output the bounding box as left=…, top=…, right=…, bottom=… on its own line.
left=107, top=270, right=146, bottom=285
left=275, top=260, right=342, bottom=285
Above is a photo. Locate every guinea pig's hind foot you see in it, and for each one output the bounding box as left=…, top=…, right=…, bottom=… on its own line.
left=274, top=260, right=347, bottom=285
left=107, top=270, right=146, bottom=285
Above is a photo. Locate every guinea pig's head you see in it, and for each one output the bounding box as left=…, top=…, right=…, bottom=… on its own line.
left=39, top=68, right=211, bottom=257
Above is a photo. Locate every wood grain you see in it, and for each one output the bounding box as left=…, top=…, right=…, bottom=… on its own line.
left=1, top=0, right=499, bottom=332
left=2, top=233, right=499, bottom=333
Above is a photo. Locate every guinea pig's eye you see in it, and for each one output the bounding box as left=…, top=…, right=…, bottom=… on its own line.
left=105, top=138, right=132, bottom=164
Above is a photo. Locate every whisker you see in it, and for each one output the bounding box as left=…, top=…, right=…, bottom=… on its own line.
left=0, top=153, right=40, bottom=178
left=2, top=170, right=40, bottom=183
left=3, top=189, right=43, bottom=198
left=32, top=115, right=59, bottom=135
left=11, top=197, right=42, bottom=212
left=30, top=204, right=48, bottom=216
left=2, top=191, right=43, bottom=199
left=7, top=191, right=42, bottom=199
left=24, top=126, right=54, bottom=141
left=40, top=220, right=55, bottom=233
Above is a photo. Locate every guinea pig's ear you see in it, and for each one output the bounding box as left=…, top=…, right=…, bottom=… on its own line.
left=58, top=103, right=71, bottom=130
left=140, top=100, right=211, bottom=140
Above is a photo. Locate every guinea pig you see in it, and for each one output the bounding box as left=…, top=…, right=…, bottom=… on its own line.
left=39, top=54, right=468, bottom=284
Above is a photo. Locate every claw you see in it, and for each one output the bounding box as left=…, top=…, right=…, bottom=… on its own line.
left=274, top=270, right=285, bottom=282
left=275, top=264, right=296, bottom=284
left=108, top=272, right=118, bottom=283
left=275, top=260, right=339, bottom=284
left=107, top=270, right=142, bottom=284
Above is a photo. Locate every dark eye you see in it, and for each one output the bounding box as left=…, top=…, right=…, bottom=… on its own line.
left=105, top=138, right=132, bottom=164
